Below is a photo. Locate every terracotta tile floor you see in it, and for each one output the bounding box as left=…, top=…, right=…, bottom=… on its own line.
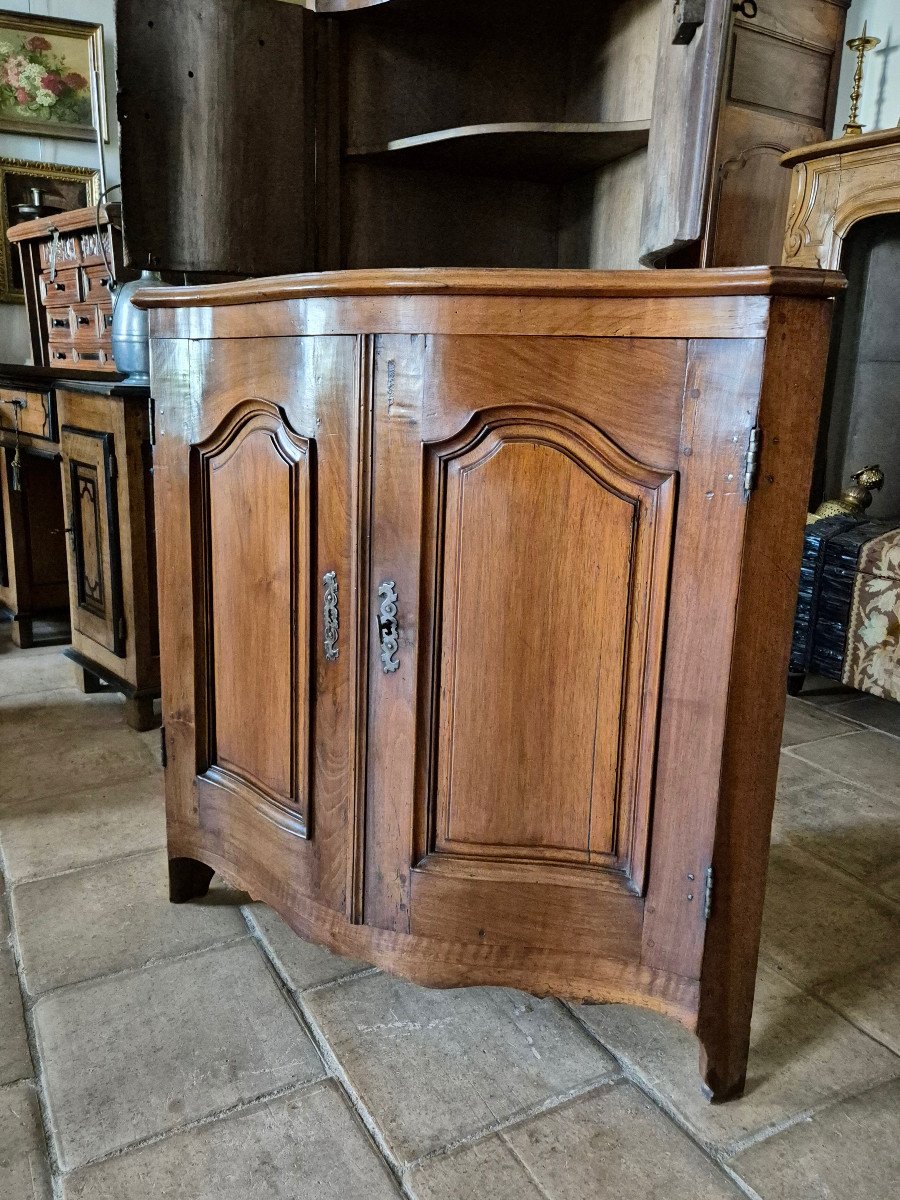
left=1, top=623, right=898, bottom=1198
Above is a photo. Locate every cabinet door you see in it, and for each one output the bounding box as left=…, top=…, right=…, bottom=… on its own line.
left=363, top=335, right=683, bottom=966
left=60, top=425, right=126, bottom=657
left=640, top=0, right=732, bottom=264
left=153, top=337, right=359, bottom=914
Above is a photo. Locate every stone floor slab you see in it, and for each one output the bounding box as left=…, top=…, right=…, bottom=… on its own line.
left=0, top=688, right=123, bottom=752
left=829, top=693, right=900, bottom=737
left=780, top=699, right=859, bottom=747
left=61, top=1080, right=400, bottom=1200
left=408, top=1081, right=742, bottom=1199
left=0, top=774, right=165, bottom=883
left=245, top=903, right=368, bottom=992
left=820, top=956, right=900, bottom=1055
left=573, top=962, right=900, bottom=1152
left=0, top=888, right=31, bottom=1085
left=34, top=940, right=326, bottom=1171
left=788, top=730, right=900, bottom=802
left=304, top=972, right=616, bottom=1163
left=0, top=1080, right=51, bottom=1200
left=772, top=753, right=900, bottom=883
left=761, top=846, right=900, bottom=990
left=0, top=725, right=158, bottom=811
left=12, top=848, right=247, bottom=996
left=0, top=646, right=71, bottom=699
left=731, top=1079, right=900, bottom=1200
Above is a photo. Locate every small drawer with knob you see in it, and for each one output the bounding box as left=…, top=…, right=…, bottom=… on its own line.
left=0, top=386, right=56, bottom=442
left=39, top=266, right=82, bottom=308
left=81, top=263, right=115, bottom=303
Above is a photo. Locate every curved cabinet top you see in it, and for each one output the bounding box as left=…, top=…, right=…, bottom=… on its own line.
left=134, top=266, right=844, bottom=311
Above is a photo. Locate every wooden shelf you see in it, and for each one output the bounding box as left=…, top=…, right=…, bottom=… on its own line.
left=345, top=121, right=651, bottom=181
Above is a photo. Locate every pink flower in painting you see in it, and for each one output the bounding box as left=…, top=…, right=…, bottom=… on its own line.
left=40, top=72, right=64, bottom=96
left=15, top=86, right=29, bottom=103
left=2, top=54, right=28, bottom=88
left=25, top=35, right=51, bottom=52
left=62, top=71, right=88, bottom=91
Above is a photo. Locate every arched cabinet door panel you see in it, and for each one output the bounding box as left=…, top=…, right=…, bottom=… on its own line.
left=427, top=408, right=674, bottom=888
left=154, top=335, right=360, bottom=916
left=192, top=400, right=313, bottom=833
left=363, top=333, right=683, bottom=962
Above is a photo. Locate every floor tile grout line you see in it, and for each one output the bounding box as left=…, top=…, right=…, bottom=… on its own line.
left=566, top=1000, right=900, bottom=1169
left=766, top=837, right=900, bottom=911
left=13, top=931, right=253, bottom=1011
left=792, top=694, right=900, bottom=742
left=0, top=767, right=163, bottom=819
left=239, top=905, right=379, bottom=995
left=402, top=1073, right=625, bottom=1174
left=722, top=1074, right=900, bottom=1161
left=0, top=841, right=169, bottom=890
left=238, top=910, right=416, bottom=1199
left=50, top=1076, right=336, bottom=1181
left=0, top=870, right=66, bottom=1189
left=498, top=1134, right=558, bottom=1200
left=240, top=905, right=625, bottom=1196
left=755, top=950, right=900, bottom=1061
left=781, top=742, right=900, bottom=804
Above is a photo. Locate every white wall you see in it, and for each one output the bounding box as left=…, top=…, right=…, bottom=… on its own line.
left=834, top=0, right=900, bottom=136
left=0, top=0, right=118, bottom=363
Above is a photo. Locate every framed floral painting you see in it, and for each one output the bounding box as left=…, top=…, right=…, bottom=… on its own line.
left=0, top=156, right=100, bottom=303
left=0, top=11, right=107, bottom=142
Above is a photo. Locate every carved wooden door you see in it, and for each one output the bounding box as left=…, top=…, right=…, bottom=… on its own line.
left=640, top=0, right=732, bottom=264
left=60, top=425, right=126, bottom=657
left=362, top=334, right=682, bottom=965
left=153, top=336, right=360, bottom=913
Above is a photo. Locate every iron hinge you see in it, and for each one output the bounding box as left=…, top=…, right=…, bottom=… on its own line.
left=108, top=450, right=118, bottom=481
left=704, top=866, right=714, bottom=921
left=743, top=426, right=762, bottom=496
left=160, top=725, right=167, bottom=769
left=117, top=615, right=127, bottom=642
left=148, top=396, right=156, bottom=446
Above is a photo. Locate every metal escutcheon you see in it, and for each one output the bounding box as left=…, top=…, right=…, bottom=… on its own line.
left=323, top=571, right=339, bottom=662
left=377, top=581, right=399, bottom=673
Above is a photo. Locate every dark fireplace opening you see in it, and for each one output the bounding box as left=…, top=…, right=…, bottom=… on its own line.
left=814, top=213, right=900, bottom=520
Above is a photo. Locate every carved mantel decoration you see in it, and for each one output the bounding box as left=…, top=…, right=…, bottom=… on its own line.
left=782, top=127, right=900, bottom=268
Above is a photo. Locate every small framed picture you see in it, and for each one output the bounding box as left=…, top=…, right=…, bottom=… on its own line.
left=0, top=156, right=100, bottom=303
left=0, top=10, right=107, bottom=142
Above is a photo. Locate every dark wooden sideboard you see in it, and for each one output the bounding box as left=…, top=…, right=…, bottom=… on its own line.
left=0, top=365, right=159, bottom=727
left=137, top=266, right=842, bottom=1099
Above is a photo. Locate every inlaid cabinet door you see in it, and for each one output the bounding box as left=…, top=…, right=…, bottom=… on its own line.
left=153, top=336, right=360, bottom=915
left=363, top=334, right=685, bottom=964
left=60, top=425, right=125, bottom=657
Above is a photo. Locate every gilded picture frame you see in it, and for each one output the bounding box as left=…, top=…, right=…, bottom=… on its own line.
left=0, top=156, right=100, bottom=304
left=0, top=10, right=108, bottom=142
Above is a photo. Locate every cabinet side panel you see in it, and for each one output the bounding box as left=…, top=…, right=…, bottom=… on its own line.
left=642, top=336, right=765, bottom=979
left=150, top=337, right=198, bottom=839
left=697, top=298, right=834, bottom=1098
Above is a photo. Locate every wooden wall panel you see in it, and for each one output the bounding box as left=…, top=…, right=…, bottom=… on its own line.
left=116, top=0, right=316, bottom=275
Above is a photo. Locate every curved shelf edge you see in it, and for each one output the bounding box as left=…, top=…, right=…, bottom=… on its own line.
left=346, top=120, right=652, bottom=181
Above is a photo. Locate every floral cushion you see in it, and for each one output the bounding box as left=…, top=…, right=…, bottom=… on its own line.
left=842, top=527, right=900, bottom=700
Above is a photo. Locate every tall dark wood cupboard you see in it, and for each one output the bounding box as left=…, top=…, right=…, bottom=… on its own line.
left=116, top=0, right=848, bottom=276
left=138, top=265, right=842, bottom=1099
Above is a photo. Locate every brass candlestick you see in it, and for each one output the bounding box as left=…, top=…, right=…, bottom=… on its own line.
left=843, top=23, right=880, bottom=137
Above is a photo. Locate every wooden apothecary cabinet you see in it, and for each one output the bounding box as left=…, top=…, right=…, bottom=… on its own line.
left=56, top=382, right=159, bottom=729
left=138, top=266, right=842, bottom=1098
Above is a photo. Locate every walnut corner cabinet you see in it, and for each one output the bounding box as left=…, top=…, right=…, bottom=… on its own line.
left=137, top=267, right=843, bottom=1100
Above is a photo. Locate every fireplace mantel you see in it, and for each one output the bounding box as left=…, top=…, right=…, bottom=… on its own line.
left=782, top=128, right=900, bottom=269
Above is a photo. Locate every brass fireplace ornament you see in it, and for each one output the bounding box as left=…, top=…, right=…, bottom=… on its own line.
left=814, top=465, right=885, bottom=519
left=843, top=23, right=881, bottom=138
